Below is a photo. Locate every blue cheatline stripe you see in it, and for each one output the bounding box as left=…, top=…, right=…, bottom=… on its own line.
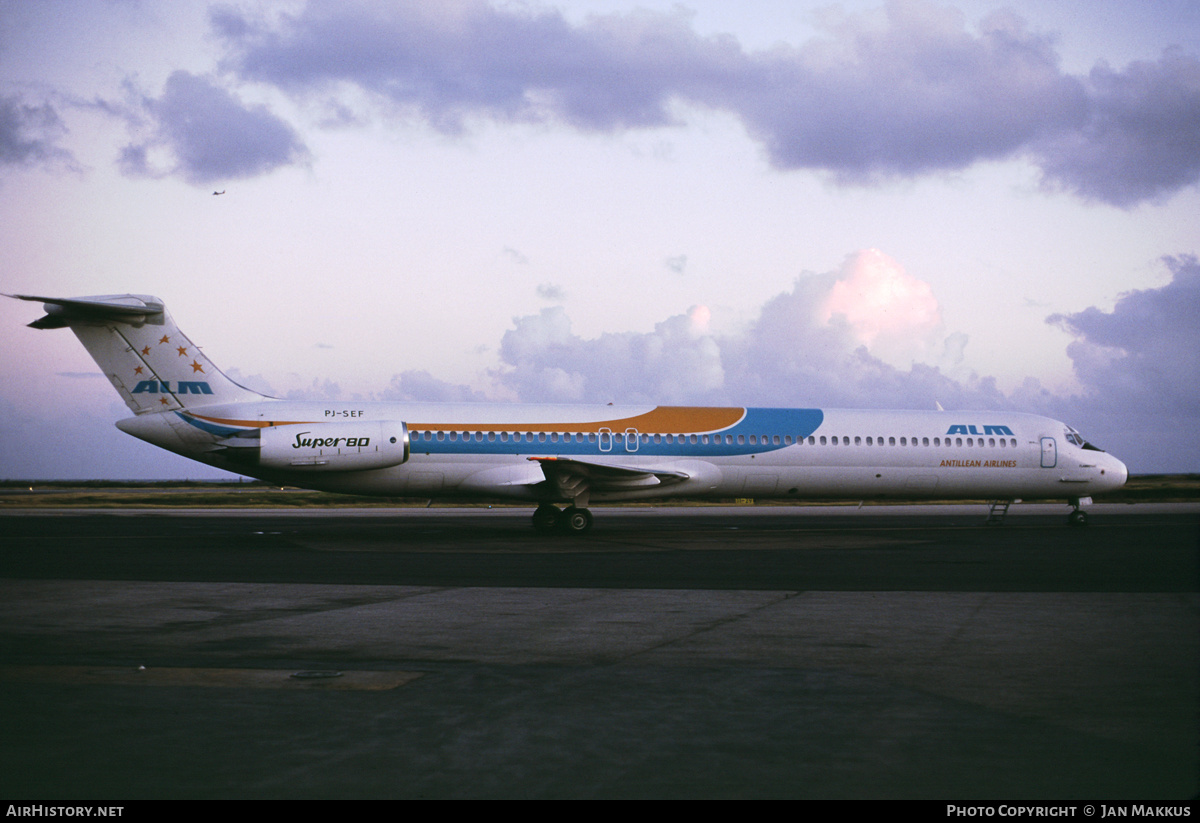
left=177, top=412, right=247, bottom=438
left=406, top=408, right=825, bottom=457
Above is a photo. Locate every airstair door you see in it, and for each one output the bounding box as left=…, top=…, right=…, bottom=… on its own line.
left=1040, top=437, right=1057, bottom=468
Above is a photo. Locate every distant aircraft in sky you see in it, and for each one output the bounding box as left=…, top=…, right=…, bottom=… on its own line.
left=212, top=190, right=225, bottom=196
left=10, top=293, right=1127, bottom=531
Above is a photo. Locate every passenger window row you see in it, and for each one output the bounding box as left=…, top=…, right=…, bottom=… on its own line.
left=405, top=430, right=1020, bottom=449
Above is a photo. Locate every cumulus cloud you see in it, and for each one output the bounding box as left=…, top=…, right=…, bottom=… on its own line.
left=724, top=4, right=1086, bottom=180
left=1032, top=49, right=1200, bottom=206
left=1049, top=254, right=1200, bottom=415
left=0, top=95, right=75, bottom=171
left=493, top=252, right=994, bottom=410
left=118, top=71, right=308, bottom=185
left=380, top=369, right=489, bottom=402
left=819, top=249, right=943, bottom=362
left=214, top=0, right=732, bottom=133
left=499, top=304, right=725, bottom=403
left=210, top=0, right=1200, bottom=204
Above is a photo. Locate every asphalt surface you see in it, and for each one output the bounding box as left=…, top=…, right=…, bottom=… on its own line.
left=0, top=503, right=1196, bottom=798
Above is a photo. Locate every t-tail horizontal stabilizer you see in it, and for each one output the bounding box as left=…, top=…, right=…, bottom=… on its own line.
left=8, top=293, right=165, bottom=329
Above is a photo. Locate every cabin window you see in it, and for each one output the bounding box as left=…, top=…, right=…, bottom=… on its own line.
left=854, top=436, right=861, bottom=445
left=819, top=436, right=827, bottom=445
left=749, top=435, right=757, bottom=445
left=866, top=436, right=873, bottom=445
left=735, top=435, right=744, bottom=445
left=988, top=437, right=995, bottom=447
left=923, top=437, right=929, bottom=446
left=588, top=433, right=597, bottom=443
left=886, top=437, right=894, bottom=446
left=784, top=435, right=793, bottom=445
left=537, top=432, right=546, bottom=442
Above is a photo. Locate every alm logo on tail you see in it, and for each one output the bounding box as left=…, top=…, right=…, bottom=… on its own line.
left=131, top=380, right=213, bottom=395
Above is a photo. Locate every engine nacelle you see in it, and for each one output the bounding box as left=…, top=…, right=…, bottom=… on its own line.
left=259, top=421, right=409, bottom=472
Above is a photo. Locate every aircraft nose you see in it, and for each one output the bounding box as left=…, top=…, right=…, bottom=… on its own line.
left=1103, top=455, right=1128, bottom=490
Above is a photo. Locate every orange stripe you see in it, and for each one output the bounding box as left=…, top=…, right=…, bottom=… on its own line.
left=410, top=406, right=745, bottom=433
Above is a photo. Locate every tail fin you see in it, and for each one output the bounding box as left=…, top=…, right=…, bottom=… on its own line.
left=10, top=293, right=267, bottom=414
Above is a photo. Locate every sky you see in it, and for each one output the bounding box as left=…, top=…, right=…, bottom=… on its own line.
left=1, top=0, right=1198, bottom=479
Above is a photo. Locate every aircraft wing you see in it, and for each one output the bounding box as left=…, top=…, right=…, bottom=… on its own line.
left=528, top=456, right=690, bottom=502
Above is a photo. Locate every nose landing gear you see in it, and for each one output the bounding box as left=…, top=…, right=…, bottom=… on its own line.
left=1068, top=498, right=1090, bottom=527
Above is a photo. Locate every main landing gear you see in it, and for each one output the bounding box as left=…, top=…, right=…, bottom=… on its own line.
left=532, top=503, right=594, bottom=534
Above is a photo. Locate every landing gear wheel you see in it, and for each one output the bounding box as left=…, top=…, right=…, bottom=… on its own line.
left=1068, top=509, right=1089, bottom=527
left=560, top=506, right=593, bottom=534
left=532, top=504, right=560, bottom=532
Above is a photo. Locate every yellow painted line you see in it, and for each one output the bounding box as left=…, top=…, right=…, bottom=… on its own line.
left=0, top=665, right=422, bottom=691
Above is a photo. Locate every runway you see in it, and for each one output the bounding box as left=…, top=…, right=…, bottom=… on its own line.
left=0, top=504, right=1196, bottom=798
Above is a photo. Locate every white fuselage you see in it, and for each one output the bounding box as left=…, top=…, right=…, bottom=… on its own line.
left=116, top=400, right=1129, bottom=503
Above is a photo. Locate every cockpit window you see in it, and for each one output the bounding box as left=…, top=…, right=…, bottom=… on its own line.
left=1064, top=426, right=1105, bottom=452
